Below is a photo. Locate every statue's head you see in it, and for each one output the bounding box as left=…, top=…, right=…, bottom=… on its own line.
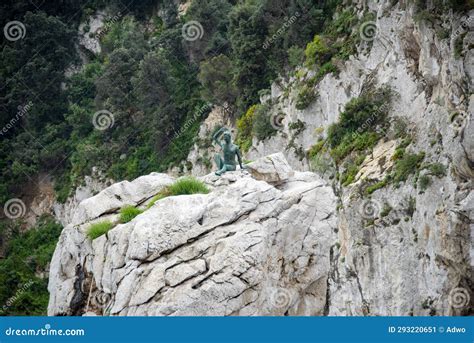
left=223, top=131, right=231, bottom=143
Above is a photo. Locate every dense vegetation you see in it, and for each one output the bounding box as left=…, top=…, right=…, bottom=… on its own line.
left=0, top=216, right=62, bottom=315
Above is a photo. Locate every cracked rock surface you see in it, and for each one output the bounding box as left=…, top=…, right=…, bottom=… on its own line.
left=48, top=156, right=337, bottom=316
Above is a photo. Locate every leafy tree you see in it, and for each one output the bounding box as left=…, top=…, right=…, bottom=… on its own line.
left=184, top=0, right=232, bottom=60
left=198, top=54, right=236, bottom=107
left=229, top=1, right=271, bottom=112
left=133, top=50, right=180, bottom=149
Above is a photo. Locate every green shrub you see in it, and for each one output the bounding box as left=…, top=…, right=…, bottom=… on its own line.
left=0, top=216, right=62, bottom=315
left=147, top=177, right=209, bottom=209
left=87, top=221, right=114, bottom=240
left=393, top=152, right=425, bottom=183
left=418, top=175, right=431, bottom=192
left=288, top=119, right=306, bottom=133
left=119, top=206, right=143, bottom=223
left=304, top=35, right=332, bottom=66
left=392, top=147, right=405, bottom=161
left=327, top=87, right=392, bottom=152
left=324, top=9, right=357, bottom=38
left=236, top=105, right=258, bottom=152
left=316, top=61, right=338, bottom=80
left=330, top=131, right=379, bottom=162
left=295, top=84, right=317, bottom=110
left=365, top=178, right=388, bottom=194
left=308, top=140, right=326, bottom=158
left=340, top=162, right=359, bottom=186
left=427, top=163, right=446, bottom=177
left=252, top=104, right=277, bottom=141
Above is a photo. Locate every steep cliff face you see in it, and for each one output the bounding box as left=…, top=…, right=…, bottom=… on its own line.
left=48, top=1, right=473, bottom=316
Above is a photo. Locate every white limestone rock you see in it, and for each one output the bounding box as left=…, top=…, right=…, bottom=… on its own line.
left=246, top=153, right=295, bottom=185
left=71, top=173, right=174, bottom=226
left=48, top=157, right=338, bottom=316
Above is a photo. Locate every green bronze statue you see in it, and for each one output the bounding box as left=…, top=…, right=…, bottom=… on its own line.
left=212, top=127, right=245, bottom=176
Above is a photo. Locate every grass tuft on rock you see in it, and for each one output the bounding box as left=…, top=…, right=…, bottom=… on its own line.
left=119, top=205, right=143, bottom=223
left=146, top=177, right=209, bottom=209
left=87, top=221, right=114, bottom=240
left=168, top=177, right=210, bottom=196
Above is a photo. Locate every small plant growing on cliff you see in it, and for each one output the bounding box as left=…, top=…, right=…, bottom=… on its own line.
left=146, top=177, right=209, bottom=209
left=119, top=206, right=143, bottom=223
left=365, top=178, right=389, bottom=195
left=427, top=162, right=446, bottom=177
left=393, top=152, right=425, bottom=183
left=418, top=175, right=431, bottom=192
left=87, top=221, right=114, bottom=240
left=295, top=84, right=317, bottom=110
left=326, top=86, right=392, bottom=162
left=168, top=177, right=209, bottom=195
left=304, top=35, right=332, bottom=66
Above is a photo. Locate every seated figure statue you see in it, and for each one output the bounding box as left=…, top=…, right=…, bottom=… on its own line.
left=212, top=127, right=245, bottom=176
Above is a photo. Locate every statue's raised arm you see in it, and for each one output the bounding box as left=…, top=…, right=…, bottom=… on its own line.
left=212, top=127, right=227, bottom=148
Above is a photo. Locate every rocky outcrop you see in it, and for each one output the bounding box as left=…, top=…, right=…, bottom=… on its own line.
left=48, top=155, right=338, bottom=316
left=53, top=169, right=112, bottom=226
left=246, top=153, right=295, bottom=185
